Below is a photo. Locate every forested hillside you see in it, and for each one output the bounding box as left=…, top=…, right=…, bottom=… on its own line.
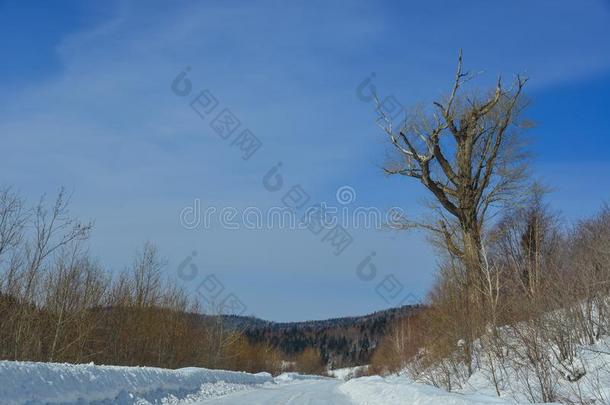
left=241, top=305, right=421, bottom=368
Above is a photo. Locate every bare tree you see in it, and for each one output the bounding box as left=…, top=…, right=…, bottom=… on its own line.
left=44, top=246, right=107, bottom=362
left=12, top=188, right=92, bottom=360
left=0, top=187, right=27, bottom=265
left=376, top=52, right=530, bottom=375
left=491, top=183, right=561, bottom=299
left=0, top=186, right=287, bottom=373
left=378, top=51, right=529, bottom=304
left=131, top=241, right=163, bottom=307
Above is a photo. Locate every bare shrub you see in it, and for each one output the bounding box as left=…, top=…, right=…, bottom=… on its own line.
left=295, top=347, right=326, bottom=375
left=370, top=314, right=422, bottom=375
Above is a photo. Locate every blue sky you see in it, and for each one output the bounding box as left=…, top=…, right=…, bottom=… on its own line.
left=2, top=0, right=610, bottom=321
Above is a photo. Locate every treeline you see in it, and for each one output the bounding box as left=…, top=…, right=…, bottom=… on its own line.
left=371, top=196, right=610, bottom=402
left=0, top=187, right=283, bottom=374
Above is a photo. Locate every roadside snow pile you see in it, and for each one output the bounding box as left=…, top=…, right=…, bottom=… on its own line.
left=0, top=361, right=272, bottom=405
left=273, top=372, right=330, bottom=383
left=159, top=380, right=265, bottom=404
left=340, top=375, right=524, bottom=405
left=328, top=365, right=369, bottom=380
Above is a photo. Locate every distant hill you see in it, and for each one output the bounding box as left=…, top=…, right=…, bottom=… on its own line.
left=210, top=305, right=423, bottom=368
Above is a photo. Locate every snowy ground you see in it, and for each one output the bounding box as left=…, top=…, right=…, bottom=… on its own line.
left=200, top=378, right=351, bottom=404
left=0, top=361, right=272, bottom=405
left=403, top=329, right=610, bottom=404
left=0, top=360, right=542, bottom=404
left=340, top=375, right=528, bottom=405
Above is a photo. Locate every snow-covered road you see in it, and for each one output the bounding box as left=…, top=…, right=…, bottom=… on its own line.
left=0, top=360, right=533, bottom=404
left=199, top=379, right=354, bottom=404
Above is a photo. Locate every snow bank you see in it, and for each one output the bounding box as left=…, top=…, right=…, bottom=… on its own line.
left=0, top=361, right=272, bottom=405
left=273, top=372, right=330, bottom=383
left=340, top=375, right=528, bottom=405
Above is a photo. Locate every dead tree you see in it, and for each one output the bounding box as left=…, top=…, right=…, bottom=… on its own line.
left=378, top=51, right=528, bottom=297
left=377, top=52, right=529, bottom=370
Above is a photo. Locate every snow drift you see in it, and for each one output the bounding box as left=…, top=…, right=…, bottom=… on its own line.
left=0, top=361, right=272, bottom=405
